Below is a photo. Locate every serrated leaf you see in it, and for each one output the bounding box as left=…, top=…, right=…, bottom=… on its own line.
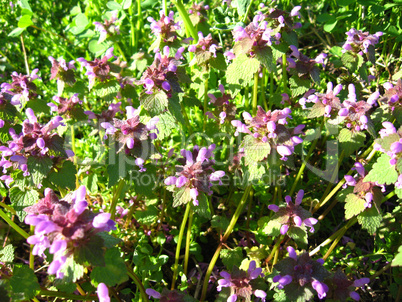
left=58, top=257, right=85, bottom=283
left=93, top=80, right=120, bottom=102
left=242, top=135, right=271, bottom=165
left=9, top=265, right=40, bottom=301
left=134, top=205, right=158, bottom=225
left=91, top=247, right=128, bottom=286
left=98, top=232, right=122, bottom=249
left=287, top=226, right=308, bottom=248
left=307, top=103, right=326, bottom=119
left=141, top=91, right=169, bottom=115
left=220, top=247, right=244, bottom=270
left=74, top=234, right=105, bottom=267
left=289, top=76, right=310, bottom=96
left=254, top=47, right=275, bottom=72
left=27, top=156, right=53, bottom=186
left=338, top=128, right=366, bottom=157
left=235, top=0, right=251, bottom=15
left=192, top=192, right=211, bottom=219
left=9, top=187, right=39, bottom=222
left=132, top=164, right=158, bottom=197
left=364, top=153, right=398, bottom=185
left=156, top=112, right=176, bottom=140
left=341, top=52, right=363, bottom=72
left=0, top=103, right=19, bottom=123
left=173, top=187, right=191, bottom=207
left=48, top=161, right=77, bottom=190
left=210, top=52, right=227, bottom=71
left=344, top=193, right=366, bottom=219
left=211, top=215, right=230, bottom=230
left=246, top=163, right=266, bottom=183
left=392, top=245, right=402, bottom=267
left=262, top=219, right=282, bottom=237
left=82, top=173, right=98, bottom=193
left=375, top=133, right=400, bottom=151
left=0, top=244, right=14, bottom=263
left=226, top=54, right=260, bottom=90
left=357, top=206, right=382, bottom=234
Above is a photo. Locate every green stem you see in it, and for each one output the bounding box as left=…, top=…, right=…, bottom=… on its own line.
left=171, top=202, right=191, bottom=289
left=252, top=72, right=259, bottom=115
left=29, top=225, right=35, bottom=270
left=39, top=289, right=97, bottom=300
left=241, top=0, right=253, bottom=23
left=0, top=209, right=29, bottom=239
left=20, top=35, right=30, bottom=75
left=184, top=209, right=193, bottom=276
left=128, top=6, right=136, bottom=52
left=289, top=118, right=324, bottom=196
left=200, top=185, right=252, bottom=301
left=180, top=102, right=193, bottom=135
left=266, top=235, right=285, bottom=263
left=136, top=0, right=143, bottom=51
left=172, top=0, right=198, bottom=42
left=203, top=77, right=209, bottom=132
left=114, top=42, right=127, bottom=62
left=110, top=179, right=125, bottom=221
left=70, top=125, right=79, bottom=188
left=269, top=71, right=274, bottom=110
left=261, top=68, right=268, bottom=111
left=163, top=0, right=168, bottom=16
left=126, top=265, right=149, bottom=302
left=244, top=86, right=250, bottom=112
left=281, top=53, right=288, bottom=93
left=0, top=201, right=16, bottom=214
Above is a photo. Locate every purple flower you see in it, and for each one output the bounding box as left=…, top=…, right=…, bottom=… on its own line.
left=97, top=283, right=110, bottom=302
left=93, top=11, right=120, bottom=43
left=217, top=260, right=266, bottom=301
left=342, top=28, right=382, bottom=54
left=147, top=10, right=181, bottom=42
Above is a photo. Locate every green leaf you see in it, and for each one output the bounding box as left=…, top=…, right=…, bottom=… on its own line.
left=106, top=1, right=122, bottom=10
left=91, top=247, right=128, bottom=286
left=93, top=80, right=120, bottom=102
left=134, top=205, right=159, bottom=225
left=0, top=103, right=19, bottom=123
left=357, top=206, right=382, bottom=234
left=0, top=244, right=15, bottom=263
left=242, top=135, right=271, bottom=165
left=172, top=187, right=192, bottom=207
left=262, top=218, right=282, bottom=237
left=211, top=215, right=230, bottom=230
left=288, top=227, right=308, bottom=248
left=364, top=154, right=398, bottom=185
left=27, top=156, right=53, bottom=186
left=9, top=265, right=40, bottom=301
left=323, top=19, right=338, bottom=32
left=341, top=52, right=363, bottom=72
left=392, top=245, right=402, bottom=267
left=226, top=54, right=260, bottom=92
left=122, top=0, right=132, bottom=9
left=74, top=234, right=106, bottom=267
left=8, top=27, right=26, bottom=37
left=141, top=91, right=169, bottom=115
left=9, top=187, right=39, bottom=222
left=220, top=247, right=244, bottom=270
left=74, top=13, right=89, bottom=27
left=338, top=128, right=366, bottom=157
left=18, top=15, right=33, bottom=28
left=235, top=0, right=251, bottom=15
left=344, top=193, right=366, bottom=220
left=246, top=163, right=266, bottom=183
left=98, top=232, right=122, bottom=249
left=254, top=47, right=275, bottom=72
left=58, top=257, right=85, bottom=283
left=82, top=173, right=98, bottom=193
left=132, top=164, right=158, bottom=197
left=192, top=193, right=211, bottom=219
left=307, top=103, right=326, bottom=119
left=289, top=76, right=310, bottom=96
left=210, top=52, right=227, bottom=71
left=19, top=0, right=32, bottom=11
left=48, top=161, right=77, bottom=190
left=156, top=112, right=176, bottom=140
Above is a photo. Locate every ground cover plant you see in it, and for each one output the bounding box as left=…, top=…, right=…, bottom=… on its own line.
left=1, top=0, right=402, bottom=301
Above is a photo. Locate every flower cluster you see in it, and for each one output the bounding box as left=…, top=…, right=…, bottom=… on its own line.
left=188, top=32, right=220, bottom=60
left=147, top=10, right=181, bottom=42
left=146, top=288, right=196, bottom=301
left=164, top=145, right=225, bottom=206
left=0, top=69, right=40, bottom=106
left=77, top=47, right=120, bottom=89
left=93, top=11, right=120, bottom=43
left=136, top=46, right=185, bottom=96
left=286, top=45, right=327, bottom=81
left=101, top=106, right=158, bottom=163
left=326, top=270, right=370, bottom=301
left=206, top=84, right=237, bottom=125
left=48, top=56, right=76, bottom=86
left=383, top=79, right=402, bottom=111
left=85, top=101, right=122, bottom=122
left=268, top=190, right=318, bottom=235
left=231, top=106, right=304, bottom=161
left=273, top=247, right=330, bottom=300
left=342, top=28, right=383, bottom=55
left=217, top=260, right=267, bottom=302
left=48, top=94, right=82, bottom=117
left=24, top=186, right=116, bottom=278
left=254, top=5, right=302, bottom=35
left=0, top=108, right=66, bottom=185
left=343, top=162, right=385, bottom=209
left=188, top=2, right=209, bottom=26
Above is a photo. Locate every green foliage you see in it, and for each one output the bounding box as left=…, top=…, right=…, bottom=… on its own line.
left=0, top=244, right=14, bottom=263
left=141, top=91, right=169, bottom=115
left=338, top=128, right=366, bottom=157
left=74, top=234, right=106, bottom=267
left=8, top=265, right=40, bottom=301
left=344, top=193, right=366, bottom=219
left=91, top=247, right=128, bottom=286
left=27, top=156, right=53, bottom=186
left=9, top=187, right=39, bottom=222
left=48, top=160, right=77, bottom=190
left=220, top=247, right=244, bottom=270
left=364, top=154, right=398, bottom=185
left=241, top=135, right=271, bottom=166
left=226, top=54, right=260, bottom=93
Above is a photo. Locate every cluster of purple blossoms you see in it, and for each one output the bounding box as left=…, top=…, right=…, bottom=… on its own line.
left=93, top=11, right=120, bottom=43
left=255, top=5, right=302, bottom=34
left=188, top=32, right=220, bottom=59
left=231, top=106, right=304, bottom=161
left=24, top=186, right=116, bottom=278
left=273, top=247, right=330, bottom=300
left=136, top=46, right=185, bottom=96
left=342, top=28, right=383, bottom=55
left=343, top=162, right=385, bottom=209
left=188, top=2, right=209, bottom=17
left=85, top=101, right=122, bottom=122
left=206, top=84, right=237, bottom=125
left=77, top=47, right=118, bottom=89
left=0, top=69, right=40, bottom=106
left=48, top=56, right=76, bottom=86
left=383, top=79, right=402, bottom=111
left=146, top=288, right=196, bottom=301
left=0, top=108, right=66, bottom=186
left=268, top=190, right=318, bottom=235
left=285, top=45, right=327, bottom=80
left=217, top=260, right=267, bottom=302
left=326, top=270, right=370, bottom=301
left=101, top=106, right=158, bottom=165
left=147, top=10, right=181, bottom=42
left=48, top=94, right=82, bottom=117
left=164, top=145, right=225, bottom=206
